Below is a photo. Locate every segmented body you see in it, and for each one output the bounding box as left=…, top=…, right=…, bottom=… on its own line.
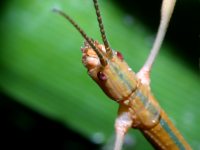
left=54, top=0, right=192, bottom=149
left=128, top=80, right=191, bottom=150
left=82, top=41, right=191, bottom=150
left=142, top=109, right=191, bottom=150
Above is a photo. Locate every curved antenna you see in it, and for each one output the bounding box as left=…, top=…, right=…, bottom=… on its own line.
left=53, top=8, right=107, bottom=66
left=93, top=0, right=113, bottom=58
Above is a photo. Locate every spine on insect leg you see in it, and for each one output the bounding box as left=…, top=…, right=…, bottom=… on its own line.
left=126, top=81, right=192, bottom=150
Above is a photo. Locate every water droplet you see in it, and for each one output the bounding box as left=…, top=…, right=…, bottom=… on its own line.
left=123, top=15, right=134, bottom=26
left=182, top=111, right=195, bottom=126
left=124, top=134, right=136, bottom=147
left=128, top=68, right=132, bottom=71
left=91, top=132, right=105, bottom=144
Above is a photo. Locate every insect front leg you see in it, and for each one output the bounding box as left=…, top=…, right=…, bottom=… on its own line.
left=114, top=104, right=133, bottom=150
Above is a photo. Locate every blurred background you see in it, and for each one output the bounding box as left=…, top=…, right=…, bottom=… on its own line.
left=0, top=0, right=199, bottom=149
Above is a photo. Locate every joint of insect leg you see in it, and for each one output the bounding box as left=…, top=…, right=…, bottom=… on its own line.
left=136, top=66, right=151, bottom=85
left=115, top=106, right=133, bottom=133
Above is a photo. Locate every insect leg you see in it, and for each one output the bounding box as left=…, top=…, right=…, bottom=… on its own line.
left=137, top=0, right=176, bottom=85
left=114, top=105, right=133, bottom=150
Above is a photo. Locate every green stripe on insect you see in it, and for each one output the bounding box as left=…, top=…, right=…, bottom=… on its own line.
left=160, top=119, right=186, bottom=150
left=110, top=62, right=133, bottom=90
left=136, top=90, right=186, bottom=149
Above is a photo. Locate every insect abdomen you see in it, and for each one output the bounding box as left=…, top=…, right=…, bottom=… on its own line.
left=141, top=109, right=192, bottom=150
left=126, top=81, right=191, bottom=149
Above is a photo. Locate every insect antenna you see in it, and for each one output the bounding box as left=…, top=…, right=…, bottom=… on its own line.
left=53, top=8, right=107, bottom=66
left=93, top=0, right=113, bottom=58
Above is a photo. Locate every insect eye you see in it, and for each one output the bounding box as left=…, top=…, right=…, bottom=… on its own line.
left=97, top=71, right=107, bottom=81
left=116, top=51, right=124, bottom=61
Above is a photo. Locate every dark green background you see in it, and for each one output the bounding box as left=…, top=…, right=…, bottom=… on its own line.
left=0, top=0, right=199, bottom=149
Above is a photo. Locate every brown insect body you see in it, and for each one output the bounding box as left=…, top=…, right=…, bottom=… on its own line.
left=82, top=41, right=137, bottom=102
left=54, top=0, right=192, bottom=149
left=82, top=41, right=160, bottom=129
left=81, top=41, right=191, bottom=150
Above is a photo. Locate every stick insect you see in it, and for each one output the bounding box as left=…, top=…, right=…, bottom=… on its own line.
left=53, top=0, right=192, bottom=149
